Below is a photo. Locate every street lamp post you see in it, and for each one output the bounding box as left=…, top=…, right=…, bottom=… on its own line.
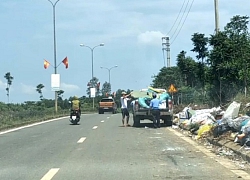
left=100, top=65, right=118, bottom=85
left=80, top=43, right=104, bottom=110
left=48, top=0, right=60, bottom=113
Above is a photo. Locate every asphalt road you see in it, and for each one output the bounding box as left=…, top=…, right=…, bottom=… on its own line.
left=0, top=113, right=250, bottom=180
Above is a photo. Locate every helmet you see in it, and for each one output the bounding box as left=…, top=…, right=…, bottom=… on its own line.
left=73, top=96, right=78, bottom=100
left=152, top=93, right=157, bottom=98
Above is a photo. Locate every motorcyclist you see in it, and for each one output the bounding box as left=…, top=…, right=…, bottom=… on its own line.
left=70, top=96, right=81, bottom=117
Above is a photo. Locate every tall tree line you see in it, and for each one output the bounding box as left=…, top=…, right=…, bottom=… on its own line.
left=151, top=15, right=250, bottom=106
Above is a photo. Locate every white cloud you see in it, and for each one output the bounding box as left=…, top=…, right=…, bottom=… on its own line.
left=21, top=83, right=36, bottom=95
left=0, top=79, right=6, bottom=90
left=137, top=31, right=165, bottom=45
left=61, top=83, right=80, bottom=92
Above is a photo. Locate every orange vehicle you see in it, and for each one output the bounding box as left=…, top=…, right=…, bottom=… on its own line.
left=98, top=97, right=117, bottom=114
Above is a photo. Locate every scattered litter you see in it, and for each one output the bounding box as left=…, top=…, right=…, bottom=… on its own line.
left=174, top=102, right=250, bottom=171
left=172, top=125, right=179, bottom=129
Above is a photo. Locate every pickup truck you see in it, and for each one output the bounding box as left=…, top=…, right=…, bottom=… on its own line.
left=98, top=97, right=117, bottom=114
left=131, top=89, right=173, bottom=127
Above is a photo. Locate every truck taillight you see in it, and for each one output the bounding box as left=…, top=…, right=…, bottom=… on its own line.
left=168, top=99, right=172, bottom=111
left=135, top=101, right=139, bottom=111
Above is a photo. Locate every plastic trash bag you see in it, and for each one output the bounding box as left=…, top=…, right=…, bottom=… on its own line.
left=223, top=101, right=241, bottom=119
left=196, top=124, right=213, bottom=139
left=138, top=97, right=150, bottom=108
left=159, top=92, right=170, bottom=101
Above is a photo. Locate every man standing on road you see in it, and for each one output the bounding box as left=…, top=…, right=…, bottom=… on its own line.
left=120, top=91, right=131, bottom=127
left=150, top=93, right=162, bottom=128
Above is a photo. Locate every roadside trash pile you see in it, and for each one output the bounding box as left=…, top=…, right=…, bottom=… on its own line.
left=176, top=101, right=250, bottom=147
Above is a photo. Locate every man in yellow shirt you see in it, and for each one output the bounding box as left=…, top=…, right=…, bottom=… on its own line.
left=71, top=96, right=81, bottom=116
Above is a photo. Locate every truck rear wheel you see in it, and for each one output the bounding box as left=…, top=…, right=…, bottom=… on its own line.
left=163, top=116, right=173, bottom=126
left=133, top=116, right=140, bottom=127
left=99, top=109, right=104, bottom=114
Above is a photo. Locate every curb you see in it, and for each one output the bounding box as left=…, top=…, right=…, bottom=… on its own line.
left=175, top=126, right=250, bottom=163
left=207, top=137, right=250, bottom=163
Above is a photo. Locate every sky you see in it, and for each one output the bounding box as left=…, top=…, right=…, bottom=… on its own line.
left=0, top=0, right=249, bottom=103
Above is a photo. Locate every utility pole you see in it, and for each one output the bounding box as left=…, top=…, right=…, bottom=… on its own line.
left=214, top=0, right=219, bottom=34
left=48, top=0, right=60, bottom=113
left=214, top=0, right=221, bottom=105
left=80, top=43, right=104, bottom=110
left=162, top=36, right=170, bottom=67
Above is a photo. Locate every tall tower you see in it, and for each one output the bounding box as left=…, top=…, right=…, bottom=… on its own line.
left=162, top=36, right=170, bottom=67
left=214, top=0, right=219, bottom=34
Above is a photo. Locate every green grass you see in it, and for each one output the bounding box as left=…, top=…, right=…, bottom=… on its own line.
left=0, top=109, right=68, bottom=131
left=0, top=106, right=102, bottom=131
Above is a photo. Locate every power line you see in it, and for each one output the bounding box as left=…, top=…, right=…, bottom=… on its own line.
left=171, top=0, right=195, bottom=45
left=162, top=0, right=187, bottom=68
left=169, top=0, right=190, bottom=39
left=162, top=0, right=195, bottom=67
left=166, top=0, right=187, bottom=36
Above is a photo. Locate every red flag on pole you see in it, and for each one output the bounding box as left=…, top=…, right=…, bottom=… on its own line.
left=62, top=57, right=68, bottom=69
left=44, top=60, right=50, bottom=69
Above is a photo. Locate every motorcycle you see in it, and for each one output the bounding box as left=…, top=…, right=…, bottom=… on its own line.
left=69, top=109, right=80, bottom=125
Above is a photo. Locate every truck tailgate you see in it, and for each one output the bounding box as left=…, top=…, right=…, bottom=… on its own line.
left=99, top=102, right=113, bottom=108
left=135, top=108, right=171, bottom=115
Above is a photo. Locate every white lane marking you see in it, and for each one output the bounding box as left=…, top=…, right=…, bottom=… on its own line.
left=92, top=126, right=98, bottom=129
left=41, top=168, right=59, bottom=180
left=101, top=120, right=105, bottom=123
left=77, top=137, right=86, bottom=143
left=167, top=128, right=250, bottom=179
left=107, top=117, right=110, bottom=119
left=0, top=117, right=67, bottom=135
left=149, top=137, right=162, bottom=139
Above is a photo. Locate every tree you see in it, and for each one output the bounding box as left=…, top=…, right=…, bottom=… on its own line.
left=4, top=72, right=14, bottom=103
left=224, top=15, right=250, bottom=98
left=208, top=15, right=250, bottom=104
left=176, top=51, right=199, bottom=88
left=191, top=33, right=209, bottom=64
left=151, top=66, right=181, bottom=89
left=86, top=77, right=100, bottom=97
left=36, top=84, right=45, bottom=100
left=101, top=81, right=111, bottom=96
left=191, top=33, right=209, bottom=101
left=57, top=90, right=64, bottom=100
